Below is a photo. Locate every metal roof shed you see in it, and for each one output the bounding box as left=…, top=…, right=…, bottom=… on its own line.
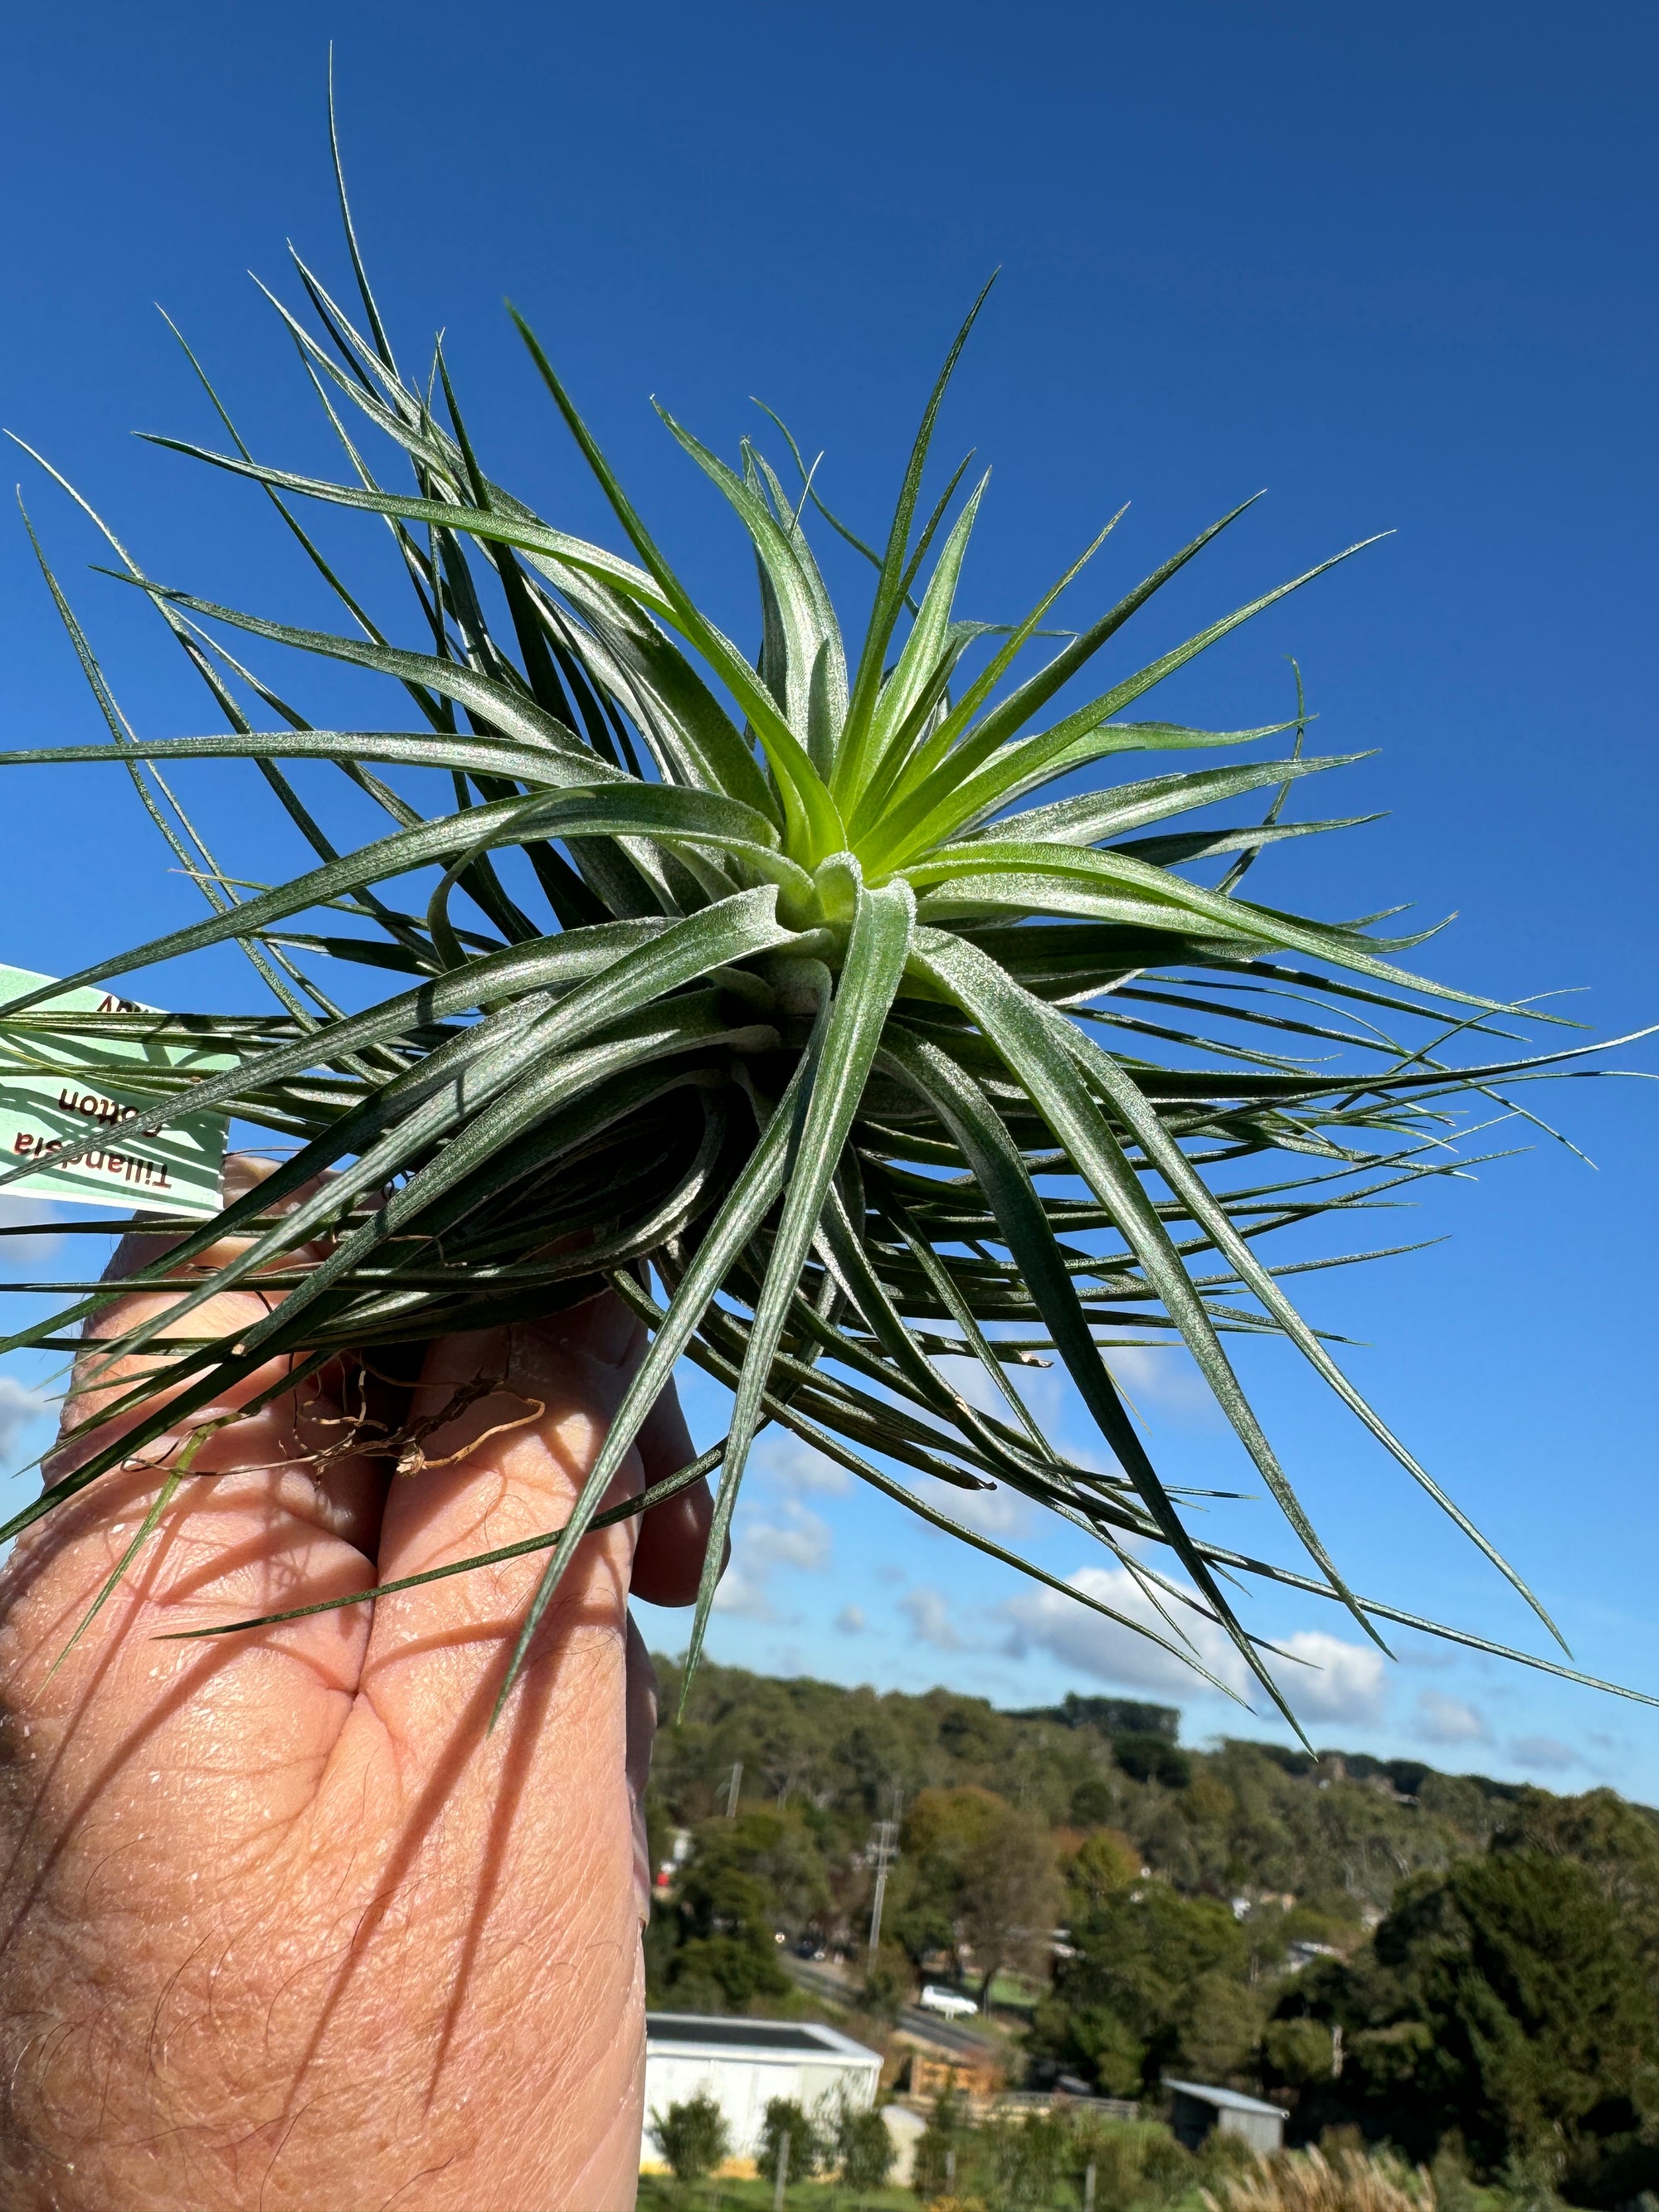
left=642, top=2014, right=882, bottom=2170
left=1164, top=2079, right=1286, bottom=2156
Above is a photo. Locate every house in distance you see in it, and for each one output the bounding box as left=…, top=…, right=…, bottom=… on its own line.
left=1165, top=2080, right=1287, bottom=2156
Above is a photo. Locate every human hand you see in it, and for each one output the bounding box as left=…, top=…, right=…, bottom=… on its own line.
left=0, top=1159, right=713, bottom=2210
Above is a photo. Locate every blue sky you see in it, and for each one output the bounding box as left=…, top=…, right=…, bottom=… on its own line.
left=1, top=2, right=1655, bottom=1791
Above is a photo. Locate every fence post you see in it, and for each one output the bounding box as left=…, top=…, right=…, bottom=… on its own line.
left=772, top=2127, right=790, bottom=2211
left=1084, top=2158, right=1098, bottom=2212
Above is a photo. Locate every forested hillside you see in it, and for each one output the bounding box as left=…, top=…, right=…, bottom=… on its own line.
left=645, top=1661, right=1659, bottom=2200
left=647, top=1659, right=1527, bottom=1919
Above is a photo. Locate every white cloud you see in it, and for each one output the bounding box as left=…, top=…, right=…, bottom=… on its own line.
left=0, top=1375, right=50, bottom=1467
left=1004, top=1566, right=1248, bottom=1696
left=900, top=1585, right=961, bottom=1650
left=744, top=1500, right=832, bottom=1573
left=834, top=1604, right=866, bottom=1635
left=1003, top=1565, right=1387, bottom=1723
left=752, top=1431, right=849, bottom=1495
left=712, top=1563, right=776, bottom=1620
left=916, top=1475, right=1032, bottom=1539
left=1414, top=1690, right=1491, bottom=1746
left=713, top=1500, right=832, bottom=1621
left=1510, top=1733, right=1584, bottom=1773
left=1275, top=1632, right=1389, bottom=1727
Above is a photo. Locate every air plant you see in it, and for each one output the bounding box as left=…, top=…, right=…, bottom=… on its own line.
left=0, top=109, right=1648, bottom=1738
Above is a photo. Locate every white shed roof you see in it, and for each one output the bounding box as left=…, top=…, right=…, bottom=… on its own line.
left=645, top=2013, right=877, bottom=2064
left=1164, top=2079, right=1285, bottom=2118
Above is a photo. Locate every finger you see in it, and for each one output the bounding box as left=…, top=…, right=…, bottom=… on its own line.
left=54, top=1155, right=382, bottom=1551
left=333, top=1304, right=647, bottom=2146
left=630, top=1374, right=721, bottom=1607
left=356, top=1296, right=646, bottom=1762
left=280, top=1296, right=649, bottom=2205
left=0, top=1159, right=389, bottom=1830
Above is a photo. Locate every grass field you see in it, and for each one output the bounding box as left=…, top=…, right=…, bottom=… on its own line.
left=637, top=2178, right=916, bottom=2211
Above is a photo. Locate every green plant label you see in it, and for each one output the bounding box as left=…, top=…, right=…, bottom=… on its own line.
left=0, top=963, right=231, bottom=1218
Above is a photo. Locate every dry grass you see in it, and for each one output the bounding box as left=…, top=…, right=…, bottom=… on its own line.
left=1204, top=2144, right=1435, bottom=2212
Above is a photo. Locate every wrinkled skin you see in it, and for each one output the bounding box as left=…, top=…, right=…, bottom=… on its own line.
left=0, top=1163, right=713, bottom=2210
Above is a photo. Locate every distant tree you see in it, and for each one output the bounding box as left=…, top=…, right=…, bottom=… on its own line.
left=1379, top=1850, right=1659, bottom=2185
left=957, top=1805, right=1062, bottom=2010
left=903, top=1783, right=1006, bottom=1862
left=1180, top=1770, right=1238, bottom=1834
left=898, top=1787, right=1060, bottom=2009
left=1034, top=1879, right=1253, bottom=2093
left=650, top=1808, right=820, bottom=2008
left=1262, top=2015, right=1337, bottom=2088
left=937, top=1699, right=1005, bottom=1764
left=859, top=1944, right=910, bottom=2025
left=1170, top=1770, right=1241, bottom=1890
left=1114, top=1734, right=1192, bottom=1789
left=984, top=2108, right=1070, bottom=2208
left=1282, top=1848, right=1659, bottom=2194
left=711, top=1806, right=832, bottom=1930
left=652, top=2091, right=729, bottom=2184
left=1491, top=1786, right=1659, bottom=1972
left=1068, top=1828, right=1141, bottom=1897
left=898, top=1785, right=1005, bottom=1982
left=1180, top=1969, right=1267, bottom=2084
left=760, top=2097, right=825, bottom=2185
left=835, top=2103, right=896, bottom=2193
left=1070, top=1774, right=1119, bottom=1828
left=888, top=1874, right=958, bottom=1978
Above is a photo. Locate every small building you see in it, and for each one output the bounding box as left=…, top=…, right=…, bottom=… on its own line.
left=1164, top=2079, right=1286, bottom=2156
left=642, top=2014, right=882, bottom=2171
left=905, top=2048, right=1006, bottom=2102
left=1285, top=1938, right=1341, bottom=1973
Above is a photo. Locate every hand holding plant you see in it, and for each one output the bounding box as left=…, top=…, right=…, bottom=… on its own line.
left=0, top=1159, right=708, bottom=2210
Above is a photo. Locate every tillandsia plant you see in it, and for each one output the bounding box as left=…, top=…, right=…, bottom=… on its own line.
left=0, top=112, right=1651, bottom=1738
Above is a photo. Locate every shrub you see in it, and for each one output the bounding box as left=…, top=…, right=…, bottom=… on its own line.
left=837, top=2103, right=897, bottom=2192
left=912, top=2088, right=968, bottom=2199
left=761, top=2096, right=824, bottom=2186
left=984, top=2110, right=1070, bottom=2207
left=651, top=2091, right=730, bottom=2185
left=1140, top=2131, right=1198, bottom=2203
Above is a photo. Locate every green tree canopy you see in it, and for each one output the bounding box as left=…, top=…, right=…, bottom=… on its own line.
left=1035, top=1874, right=1257, bottom=2094
left=648, top=1807, right=825, bottom=2010
left=1281, top=1849, right=1659, bottom=2195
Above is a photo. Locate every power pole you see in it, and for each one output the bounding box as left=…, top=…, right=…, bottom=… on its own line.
left=725, top=1760, right=743, bottom=1818
left=866, top=1788, right=901, bottom=1957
